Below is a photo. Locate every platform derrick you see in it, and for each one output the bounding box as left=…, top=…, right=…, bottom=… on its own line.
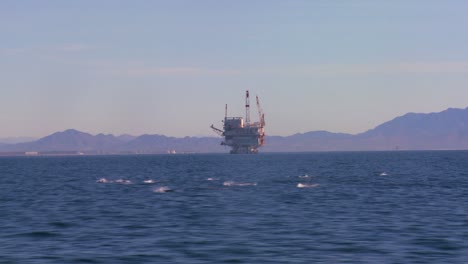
left=211, top=90, right=266, bottom=154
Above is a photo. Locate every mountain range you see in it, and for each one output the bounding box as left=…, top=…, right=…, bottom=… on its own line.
left=1, top=107, right=468, bottom=154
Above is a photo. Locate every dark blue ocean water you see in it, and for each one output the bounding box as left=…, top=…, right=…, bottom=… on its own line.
left=1, top=151, right=468, bottom=263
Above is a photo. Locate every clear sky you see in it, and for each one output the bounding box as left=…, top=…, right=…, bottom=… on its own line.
left=1, top=0, right=468, bottom=138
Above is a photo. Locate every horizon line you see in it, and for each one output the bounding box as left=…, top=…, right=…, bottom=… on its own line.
left=2, top=106, right=467, bottom=141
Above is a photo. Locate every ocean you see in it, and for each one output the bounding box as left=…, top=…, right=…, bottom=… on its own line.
left=1, top=151, right=467, bottom=263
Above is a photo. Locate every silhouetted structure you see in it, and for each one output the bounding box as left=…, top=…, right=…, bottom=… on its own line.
left=211, top=91, right=265, bottom=154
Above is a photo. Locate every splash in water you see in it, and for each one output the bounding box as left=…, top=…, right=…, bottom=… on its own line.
left=114, top=179, right=132, bottom=184
left=96, top=178, right=111, bottom=183
left=223, top=181, right=257, bottom=187
left=297, top=183, right=319, bottom=188
left=153, top=186, right=173, bottom=193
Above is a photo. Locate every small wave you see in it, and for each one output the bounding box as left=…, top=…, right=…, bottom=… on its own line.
left=71, top=258, right=100, bottom=264
left=153, top=186, right=173, bottom=193
left=298, top=174, right=312, bottom=179
left=15, top=231, right=61, bottom=238
left=297, top=183, right=319, bottom=188
left=143, top=179, right=156, bottom=184
left=380, top=172, right=389, bottom=176
left=96, top=178, right=111, bottom=183
left=49, top=221, right=73, bottom=228
left=223, top=181, right=257, bottom=187
left=206, top=177, right=219, bottom=181
left=96, top=178, right=132, bottom=184
left=114, top=179, right=132, bottom=184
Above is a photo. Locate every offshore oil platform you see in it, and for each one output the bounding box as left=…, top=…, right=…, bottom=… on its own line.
left=211, top=91, right=265, bottom=154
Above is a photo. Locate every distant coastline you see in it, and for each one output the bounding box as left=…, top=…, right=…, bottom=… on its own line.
left=1, top=107, right=468, bottom=155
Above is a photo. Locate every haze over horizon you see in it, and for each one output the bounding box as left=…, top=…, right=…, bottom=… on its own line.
left=2, top=1, right=468, bottom=138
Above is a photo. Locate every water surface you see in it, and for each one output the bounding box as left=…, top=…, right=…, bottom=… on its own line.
left=1, top=151, right=467, bottom=263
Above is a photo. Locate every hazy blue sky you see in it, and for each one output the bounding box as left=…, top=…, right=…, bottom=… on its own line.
left=1, top=0, right=468, bottom=138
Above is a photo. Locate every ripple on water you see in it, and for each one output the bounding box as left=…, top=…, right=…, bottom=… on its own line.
left=153, top=186, right=173, bottom=193
left=13, top=231, right=61, bottom=238
left=1, top=152, right=466, bottom=263
left=297, top=183, right=319, bottom=188
left=49, top=221, right=74, bottom=228
left=223, top=181, right=257, bottom=187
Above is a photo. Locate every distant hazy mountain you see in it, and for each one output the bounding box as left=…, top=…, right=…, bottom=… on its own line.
left=263, top=131, right=353, bottom=152
left=117, top=134, right=137, bottom=142
left=1, top=129, right=123, bottom=152
left=0, top=129, right=224, bottom=154
left=355, top=107, right=468, bottom=150
left=264, top=107, right=468, bottom=151
left=122, top=134, right=223, bottom=153
left=1, top=107, right=468, bottom=154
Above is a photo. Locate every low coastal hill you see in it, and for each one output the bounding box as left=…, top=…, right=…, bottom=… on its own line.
left=1, top=107, right=468, bottom=154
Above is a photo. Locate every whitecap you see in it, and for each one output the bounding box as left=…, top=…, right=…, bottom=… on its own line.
left=96, top=178, right=111, bottom=183
left=223, top=181, right=257, bottom=187
left=298, top=174, right=312, bottom=179
left=114, top=179, right=132, bottom=184
left=297, top=183, right=319, bottom=188
left=143, top=179, right=156, bottom=184
left=380, top=172, right=389, bottom=176
left=153, top=186, right=172, bottom=193
left=206, top=177, right=219, bottom=181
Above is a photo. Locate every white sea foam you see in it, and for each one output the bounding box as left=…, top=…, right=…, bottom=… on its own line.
left=297, top=183, right=319, bottom=188
left=380, top=172, right=389, bottom=176
left=298, top=174, right=312, bottom=179
left=96, top=178, right=111, bottom=183
left=206, top=177, right=219, bottom=181
left=223, top=181, right=257, bottom=187
left=143, top=179, right=156, bottom=184
left=114, top=179, right=132, bottom=184
left=153, top=186, right=172, bottom=193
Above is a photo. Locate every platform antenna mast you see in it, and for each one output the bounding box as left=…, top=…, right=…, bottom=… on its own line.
left=256, top=95, right=265, bottom=127
left=245, top=90, right=250, bottom=125
left=225, top=104, right=228, bottom=119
